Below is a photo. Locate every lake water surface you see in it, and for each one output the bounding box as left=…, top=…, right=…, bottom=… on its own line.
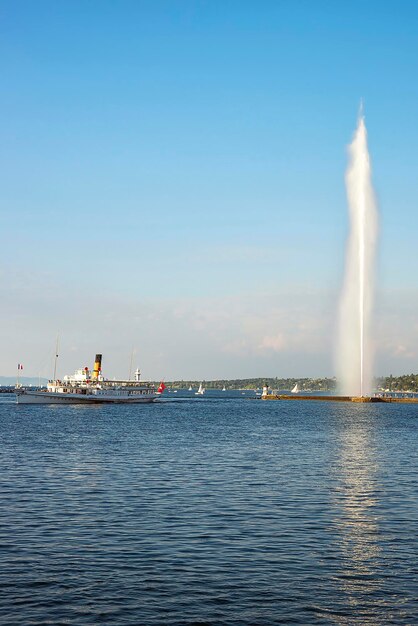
left=0, top=391, right=417, bottom=624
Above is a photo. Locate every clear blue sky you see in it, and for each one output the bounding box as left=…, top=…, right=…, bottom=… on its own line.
left=1, top=0, right=418, bottom=379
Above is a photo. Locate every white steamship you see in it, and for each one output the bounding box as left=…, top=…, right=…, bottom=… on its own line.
left=15, top=354, right=163, bottom=404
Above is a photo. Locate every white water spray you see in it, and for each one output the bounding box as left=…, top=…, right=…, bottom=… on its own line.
left=337, top=111, right=378, bottom=396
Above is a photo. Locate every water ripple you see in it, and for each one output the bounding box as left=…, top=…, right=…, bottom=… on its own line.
left=0, top=394, right=417, bottom=624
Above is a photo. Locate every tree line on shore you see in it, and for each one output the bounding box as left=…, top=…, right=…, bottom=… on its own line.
left=159, top=374, right=418, bottom=392
left=377, top=374, right=418, bottom=392
left=158, top=377, right=334, bottom=390
left=2, top=374, right=418, bottom=392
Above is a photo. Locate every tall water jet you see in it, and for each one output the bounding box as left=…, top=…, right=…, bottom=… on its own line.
left=337, top=110, right=378, bottom=396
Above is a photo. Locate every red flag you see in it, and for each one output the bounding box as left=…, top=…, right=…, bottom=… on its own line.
left=157, top=381, right=166, bottom=394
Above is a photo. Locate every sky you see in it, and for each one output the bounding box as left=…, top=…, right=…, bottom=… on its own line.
left=1, top=0, right=418, bottom=380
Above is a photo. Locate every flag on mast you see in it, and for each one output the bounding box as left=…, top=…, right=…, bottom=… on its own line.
left=17, top=364, right=23, bottom=370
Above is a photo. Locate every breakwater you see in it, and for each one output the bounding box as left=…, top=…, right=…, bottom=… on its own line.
left=262, top=394, right=418, bottom=404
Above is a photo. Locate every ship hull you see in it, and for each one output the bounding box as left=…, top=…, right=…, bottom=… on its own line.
left=15, top=391, right=158, bottom=404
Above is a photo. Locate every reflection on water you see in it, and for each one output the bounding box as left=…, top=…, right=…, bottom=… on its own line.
left=332, top=408, right=404, bottom=624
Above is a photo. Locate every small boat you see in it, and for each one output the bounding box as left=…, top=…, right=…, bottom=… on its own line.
left=195, top=382, right=205, bottom=395
left=291, top=384, right=300, bottom=394
left=15, top=354, right=164, bottom=404
left=188, top=386, right=193, bottom=391
left=222, top=386, right=226, bottom=392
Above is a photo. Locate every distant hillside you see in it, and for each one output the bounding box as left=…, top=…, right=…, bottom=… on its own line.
left=2, top=374, right=416, bottom=392
left=158, top=377, right=338, bottom=391
left=0, top=376, right=338, bottom=390
left=375, top=374, right=418, bottom=392
left=0, top=377, right=48, bottom=386
left=155, top=375, right=418, bottom=391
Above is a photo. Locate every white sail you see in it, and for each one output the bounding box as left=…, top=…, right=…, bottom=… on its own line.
left=291, top=384, right=299, bottom=394
left=195, top=382, right=205, bottom=395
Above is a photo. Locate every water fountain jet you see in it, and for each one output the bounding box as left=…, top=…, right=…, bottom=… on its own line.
left=336, top=109, right=378, bottom=397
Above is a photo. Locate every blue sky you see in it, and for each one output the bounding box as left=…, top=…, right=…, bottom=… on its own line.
left=1, top=1, right=418, bottom=379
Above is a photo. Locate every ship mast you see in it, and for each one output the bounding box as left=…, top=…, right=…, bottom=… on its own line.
left=53, top=335, right=59, bottom=381
left=128, top=347, right=135, bottom=380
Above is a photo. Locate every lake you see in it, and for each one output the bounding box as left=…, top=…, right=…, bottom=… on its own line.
left=0, top=390, right=417, bottom=624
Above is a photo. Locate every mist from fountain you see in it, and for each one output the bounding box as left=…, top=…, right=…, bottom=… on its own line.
left=337, top=111, right=378, bottom=396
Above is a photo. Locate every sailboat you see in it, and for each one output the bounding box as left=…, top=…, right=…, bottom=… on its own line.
left=195, top=382, right=205, bottom=395
left=291, top=383, right=300, bottom=394
left=222, top=385, right=226, bottom=392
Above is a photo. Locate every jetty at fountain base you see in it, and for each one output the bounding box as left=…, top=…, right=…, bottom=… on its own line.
left=261, top=394, right=418, bottom=404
